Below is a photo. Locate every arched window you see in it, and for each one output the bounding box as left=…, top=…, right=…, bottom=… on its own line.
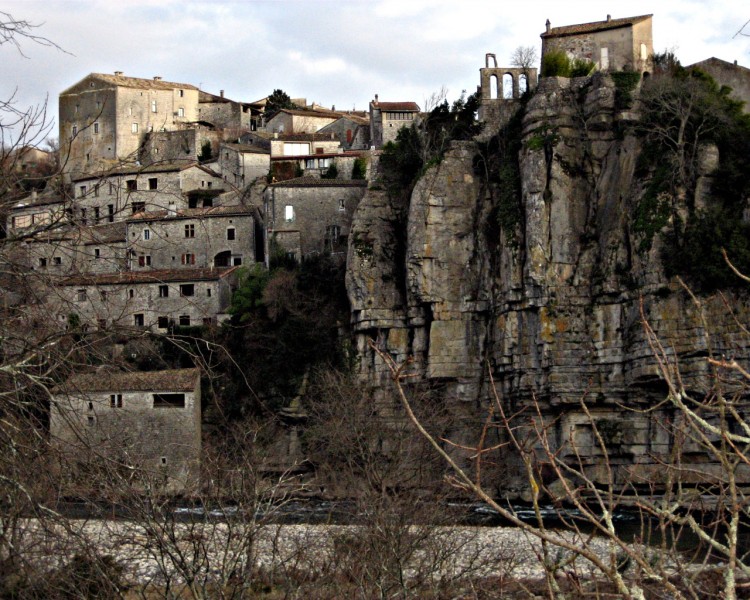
left=503, top=73, right=514, bottom=99
left=489, top=74, right=499, bottom=100
left=519, top=74, right=528, bottom=95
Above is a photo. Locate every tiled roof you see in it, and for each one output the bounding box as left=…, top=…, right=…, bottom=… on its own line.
left=56, top=368, right=199, bottom=394
left=269, top=176, right=368, bottom=188
left=72, top=161, right=221, bottom=182
left=11, top=193, right=67, bottom=209
left=687, top=57, right=750, bottom=74
left=127, top=204, right=255, bottom=222
left=80, top=222, right=127, bottom=245
left=60, top=266, right=239, bottom=286
left=221, top=143, right=270, bottom=154
left=273, top=132, right=340, bottom=142
left=273, top=108, right=340, bottom=119
left=86, top=73, right=198, bottom=92
left=542, top=14, right=652, bottom=38
left=372, top=101, right=420, bottom=111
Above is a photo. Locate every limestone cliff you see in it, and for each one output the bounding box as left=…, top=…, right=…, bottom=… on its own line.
left=346, top=73, right=750, bottom=494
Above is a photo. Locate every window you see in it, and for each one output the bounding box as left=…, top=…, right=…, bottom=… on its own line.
left=128, top=289, right=135, bottom=299
left=232, top=256, right=242, bottom=266
left=338, top=199, right=345, bottom=211
left=180, top=284, right=194, bottom=296
left=134, top=313, right=144, bottom=327
left=305, top=158, right=315, bottom=169
left=226, top=227, right=235, bottom=241
left=179, top=314, right=191, bottom=326
left=317, top=158, right=330, bottom=169
left=179, top=89, right=184, bottom=98
left=110, top=394, right=122, bottom=408
left=94, top=184, right=100, bottom=198
left=181, top=253, right=195, bottom=265
left=143, top=229, right=151, bottom=240
left=148, top=178, right=157, bottom=190
left=203, top=317, right=213, bottom=326
left=600, top=47, right=609, bottom=70
left=99, top=290, right=107, bottom=301
left=153, top=393, right=185, bottom=408
left=72, top=125, right=78, bottom=136
left=87, top=401, right=93, bottom=410
left=94, top=248, right=101, bottom=259
left=87, top=416, right=95, bottom=427
left=93, top=122, right=100, bottom=134
left=80, top=208, right=87, bottom=225
left=132, top=123, right=138, bottom=134
left=184, top=224, right=195, bottom=238
left=79, top=185, right=87, bottom=197
left=285, top=205, right=294, bottom=222
left=126, top=180, right=137, bottom=192
left=207, top=288, right=212, bottom=297
left=160, top=457, right=168, bottom=466
left=38, top=258, right=47, bottom=267
left=178, top=107, right=184, bottom=117
left=108, top=205, right=114, bottom=222
left=94, top=207, right=100, bottom=222
left=158, top=285, right=169, bottom=298
left=151, top=100, right=157, bottom=113
left=137, top=255, right=151, bottom=267
left=131, top=201, right=145, bottom=214
left=12, top=215, right=32, bottom=228
left=53, top=257, right=62, bottom=266
left=98, top=318, right=107, bottom=329
left=157, top=316, right=169, bottom=329
left=77, top=289, right=87, bottom=301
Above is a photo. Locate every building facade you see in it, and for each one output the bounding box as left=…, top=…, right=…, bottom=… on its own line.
left=541, top=14, right=653, bottom=73
left=51, top=368, right=201, bottom=493
left=369, top=97, right=420, bottom=147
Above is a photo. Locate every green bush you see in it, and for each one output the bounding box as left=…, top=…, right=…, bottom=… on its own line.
left=541, top=49, right=571, bottom=77
left=198, top=140, right=212, bottom=161
left=570, top=58, right=596, bottom=77
left=351, top=156, right=367, bottom=179
left=322, top=161, right=338, bottom=179
left=611, top=71, right=641, bottom=110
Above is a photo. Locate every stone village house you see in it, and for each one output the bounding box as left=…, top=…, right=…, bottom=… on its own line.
left=51, top=368, right=201, bottom=494
left=541, top=14, right=653, bottom=73
left=369, top=97, right=420, bottom=147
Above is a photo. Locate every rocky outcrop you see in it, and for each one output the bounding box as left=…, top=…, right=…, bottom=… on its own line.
left=347, top=73, right=750, bottom=496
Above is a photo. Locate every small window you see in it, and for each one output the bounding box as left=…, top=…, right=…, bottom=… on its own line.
left=179, top=314, right=191, bottom=326
left=232, top=256, right=242, bottom=266
left=157, top=316, right=169, bottom=329
left=134, top=313, right=145, bottom=327
left=87, top=416, right=95, bottom=427
left=131, top=201, right=145, bottom=214
left=77, top=289, right=87, bottom=302
left=53, top=257, right=62, bottom=266
left=180, top=284, right=194, bottom=296
left=132, top=123, right=139, bottom=134
left=148, top=178, right=158, bottom=190
left=184, top=224, right=195, bottom=238
left=151, top=100, right=157, bottom=113
left=72, top=125, right=78, bottom=136
left=158, top=285, right=169, bottom=298
left=98, top=318, right=106, bottom=329
left=137, top=255, right=151, bottom=267
left=179, top=89, right=184, bottom=98
left=203, top=317, right=213, bottom=326
left=94, top=248, right=101, bottom=259
left=94, top=207, right=100, bottom=223
left=108, top=205, right=114, bottom=222
left=38, top=258, right=47, bottom=267
left=285, top=205, right=294, bottom=222
left=143, top=229, right=151, bottom=240
left=93, top=122, right=100, bottom=134
left=207, top=288, right=212, bottom=297
left=338, top=199, right=345, bottom=211
left=178, top=107, right=184, bottom=117
left=126, top=180, right=137, bottom=192
left=160, top=456, right=168, bottom=466
left=79, top=185, right=87, bottom=197
left=227, top=227, right=235, bottom=241
left=99, top=290, right=107, bottom=301
left=153, top=393, right=186, bottom=408
left=181, top=253, right=195, bottom=265
left=128, top=289, right=135, bottom=299
left=87, top=401, right=93, bottom=410
left=110, top=394, right=122, bottom=408
left=94, top=185, right=100, bottom=198
left=80, top=208, right=87, bottom=225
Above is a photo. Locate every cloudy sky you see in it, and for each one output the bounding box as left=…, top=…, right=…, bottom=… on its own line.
left=2, top=0, right=749, bottom=145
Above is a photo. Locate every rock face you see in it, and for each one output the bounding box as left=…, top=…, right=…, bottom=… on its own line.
left=346, top=73, right=750, bottom=496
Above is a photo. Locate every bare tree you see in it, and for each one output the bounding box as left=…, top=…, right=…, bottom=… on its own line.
left=511, top=45, right=539, bottom=74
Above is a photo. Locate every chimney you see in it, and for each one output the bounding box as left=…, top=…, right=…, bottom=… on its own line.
left=114, top=71, right=123, bottom=76
left=332, top=104, right=335, bottom=111
left=606, top=14, right=611, bottom=21
left=375, top=93, right=379, bottom=103
left=735, top=59, right=738, bottom=65
left=545, top=19, right=551, bottom=33
left=220, top=90, right=224, bottom=98
left=153, top=76, right=162, bottom=81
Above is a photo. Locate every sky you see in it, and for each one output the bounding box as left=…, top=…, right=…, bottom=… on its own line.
left=2, top=0, right=749, bottom=146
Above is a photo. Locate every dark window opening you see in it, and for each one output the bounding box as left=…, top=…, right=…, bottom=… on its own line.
left=180, top=284, right=194, bottom=297
left=126, top=180, right=137, bottom=191
left=131, top=201, right=146, bottom=214
left=153, top=393, right=186, bottom=408
left=134, top=313, right=145, bottom=327
left=179, top=314, right=191, bottom=326
left=157, top=316, right=169, bottom=329
left=227, top=227, right=235, bottom=241
left=148, top=178, right=158, bottom=190
left=110, top=394, right=122, bottom=408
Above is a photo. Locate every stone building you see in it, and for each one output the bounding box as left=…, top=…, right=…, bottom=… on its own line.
left=478, top=53, right=538, bottom=124
left=51, top=368, right=201, bottom=493
left=541, top=14, right=653, bottom=73
left=688, top=57, right=750, bottom=112
left=198, top=90, right=258, bottom=132
left=59, top=72, right=201, bottom=181
left=264, top=177, right=367, bottom=261
left=126, top=205, right=259, bottom=270
left=318, top=114, right=371, bottom=150
left=264, top=107, right=339, bottom=134
left=71, top=161, right=225, bottom=223
left=6, top=190, right=70, bottom=236
left=139, top=124, right=220, bottom=166
left=369, top=96, right=420, bottom=147
left=217, top=143, right=270, bottom=188
left=52, top=266, right=240, bottom=331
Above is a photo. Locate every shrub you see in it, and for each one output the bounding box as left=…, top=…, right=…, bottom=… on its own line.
left=198, top=140, right=212, bottom=161
left=570, top=58, right=596, bottom=77
left=321, top=161, right=338, bottom=179
left=541, top=49, right=571, bottom=77
left=351, top=156, right=367, bottom=179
